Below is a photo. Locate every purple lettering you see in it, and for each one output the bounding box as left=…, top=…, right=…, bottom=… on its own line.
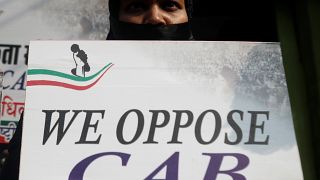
left=203, top=153, right=249, bottom=180
left=68, top=152, right=130, bottom=180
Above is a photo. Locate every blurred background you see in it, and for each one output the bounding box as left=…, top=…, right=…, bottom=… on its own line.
left=0, top=0, right=319, bottom=179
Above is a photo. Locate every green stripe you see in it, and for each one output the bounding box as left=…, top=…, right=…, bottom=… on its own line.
left=0, top=120, right=18, bottom=126
left=27, top=63, right=111, bottom=82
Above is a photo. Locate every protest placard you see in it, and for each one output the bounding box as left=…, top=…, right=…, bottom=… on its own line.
left=20, top=41, right=303, bottom=180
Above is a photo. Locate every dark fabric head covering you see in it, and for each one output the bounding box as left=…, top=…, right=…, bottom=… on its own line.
left=107, top=0, right=193, bottom=40
left=185, top=0, right=193, bottom=20
left=108, top=0, right=119, bottom=19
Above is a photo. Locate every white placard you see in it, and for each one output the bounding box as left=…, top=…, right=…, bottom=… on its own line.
left=21, top=41, right=303, bottom=180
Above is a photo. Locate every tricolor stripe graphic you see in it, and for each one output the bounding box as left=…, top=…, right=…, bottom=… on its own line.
left=27, top=63, right=113, bottom=90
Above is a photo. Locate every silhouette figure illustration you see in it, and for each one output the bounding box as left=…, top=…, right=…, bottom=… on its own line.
left=70, top=44, right=90, bottom=77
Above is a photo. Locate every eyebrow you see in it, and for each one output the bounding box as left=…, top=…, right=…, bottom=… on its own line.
left=122, top=0, right=182, bottom=4
left=158, top=0, right=185, bottom=7
left=120, top=0, right=147, bottom=7
left=120, top=0, right=184, bottom=10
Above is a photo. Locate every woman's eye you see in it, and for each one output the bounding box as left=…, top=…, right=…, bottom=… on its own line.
left=162, top=1, right=180, bottom=11
left=126, top=2, right=146, bottom=13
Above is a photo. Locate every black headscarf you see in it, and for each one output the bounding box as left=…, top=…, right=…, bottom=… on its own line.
left=107, top=0, right=193, bottom=40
